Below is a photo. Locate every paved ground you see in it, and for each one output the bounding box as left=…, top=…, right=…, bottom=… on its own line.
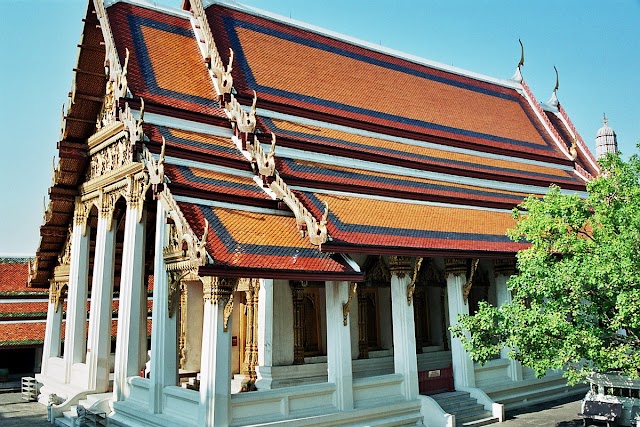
left=0, top=392, right=49, bottom=427
left=501, top=396, right=583, bottom=426
left=0, top=390, right=585, bottom=426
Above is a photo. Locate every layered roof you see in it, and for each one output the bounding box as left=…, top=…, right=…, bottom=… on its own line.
left=34, top=0, right=599, bottom=285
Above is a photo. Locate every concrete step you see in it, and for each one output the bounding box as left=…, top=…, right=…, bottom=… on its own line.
left=430, top=391, right=498, bottom=427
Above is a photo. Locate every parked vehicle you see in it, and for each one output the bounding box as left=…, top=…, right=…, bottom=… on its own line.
left=580, top=372, right=640, bottom=426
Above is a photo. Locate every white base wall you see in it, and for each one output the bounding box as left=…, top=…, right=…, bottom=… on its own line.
left=103, top=374, right=423, bottom=427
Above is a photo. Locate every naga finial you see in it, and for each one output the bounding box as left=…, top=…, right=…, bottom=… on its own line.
left=122, top=48, right=130, bottom=81
left=321, top=201, right=329, bottom=226
left=268, top=132, right=276, bottom=159
left=553, top=65, right=559, bottom=93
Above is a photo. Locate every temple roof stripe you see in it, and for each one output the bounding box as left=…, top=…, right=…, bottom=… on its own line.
left=265, top=118, right=580, bottom=184
left=277, top=158, right=529, bottom=206
left=297, top=192, right=523, bottom=252
left=276, top=146, right=587, bottom=197
left=257, top=108, right=574, bottom=170
left=145, top=124, right=246, bottom=162
left=174, top=195, right=291, bottom=216
left=165, top=164, right=271, bottom=201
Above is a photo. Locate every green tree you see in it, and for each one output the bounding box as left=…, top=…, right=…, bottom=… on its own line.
left=451, top=151, right=640, bottom=384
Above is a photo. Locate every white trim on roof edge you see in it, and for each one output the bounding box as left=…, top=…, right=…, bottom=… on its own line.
left=104, top=0, right=191, bottom=18
left=142, top=111, right=234, bottom=138
left=270, top=144, right=586, bottom=198
left=174, top=195, right=294, bottom=216
left=203, top=0, right=521, bottom=90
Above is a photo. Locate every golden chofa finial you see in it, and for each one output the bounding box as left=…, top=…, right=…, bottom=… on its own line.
left=512, top=39, right=525, bottom=82
left=517, top=39, right=525, bottom=70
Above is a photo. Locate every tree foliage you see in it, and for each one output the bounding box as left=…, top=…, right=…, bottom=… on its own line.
left=451, top=151, right=640, bottom=384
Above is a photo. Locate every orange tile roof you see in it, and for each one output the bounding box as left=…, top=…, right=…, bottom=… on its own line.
left=108, top=2, right=224, bottom=117
left=178, top=202, right=357, bottom=275
left=0, top=302, right=48, bottom=317
left=207, top=6, right=566, bottom=159
left=277, top=158, right=530, bottom=208
left=0, top=322, right=47, bottom=346
left=166, top=164, right=271, bottom=201
left=144, top=125, right=245, bottom=164
left=298, top=192, right=524, bottom=253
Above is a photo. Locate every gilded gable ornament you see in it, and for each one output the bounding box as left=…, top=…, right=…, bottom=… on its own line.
left=98, top=48, right=130, bottom=130
left=342, top=282, right=358, bottom=326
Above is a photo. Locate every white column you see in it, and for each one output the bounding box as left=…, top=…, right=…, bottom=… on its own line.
left=114, top=205, right=146, bottom=401
left=255, top=278, right=273, bottom=390
left=389, top=256, right=419, bottom=400
left=86, top=215, right=116, bottom=392
left=446, top=259, right=475, bottom=389
left=149, top=201, right=178, bottom=413
left=325, top=281, right=354, bottom=410
left=494, top=260, right=522, bottom=382
left=199, top=277, right=234, bottom=427
left=41, top=282, right=65, bottom=376
left=64, top=221, right=90, bottom=383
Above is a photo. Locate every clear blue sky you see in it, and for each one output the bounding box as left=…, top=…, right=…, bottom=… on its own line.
left=1, top=0, right=639, bottom=255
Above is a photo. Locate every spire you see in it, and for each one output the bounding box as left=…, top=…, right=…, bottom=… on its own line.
left=595, top=113, right=617, bottom=159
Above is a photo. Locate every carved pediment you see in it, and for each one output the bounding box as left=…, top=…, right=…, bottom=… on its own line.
left=362, top=256, right=391, bottom=286
left=418, top=258, right=446, bottom=287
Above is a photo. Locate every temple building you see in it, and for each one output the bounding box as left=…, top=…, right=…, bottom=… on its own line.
left=0, top=257, right=47, bottom=381
left=30, top=0, right=601, bottom=425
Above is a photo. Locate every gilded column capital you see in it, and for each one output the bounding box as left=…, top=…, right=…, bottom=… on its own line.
left=125, top=174, right=148, bottom=219
left=444, top=258, right=468, bottom=277
left=388, top=256, right=412, bottom=278
left=493, top=258, right=517, bottom=278
left=202, top=276, right=237, bottom=305
left=49, top=281, right=67, bottom=313
left=74, top=199, right=92, bottom=235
